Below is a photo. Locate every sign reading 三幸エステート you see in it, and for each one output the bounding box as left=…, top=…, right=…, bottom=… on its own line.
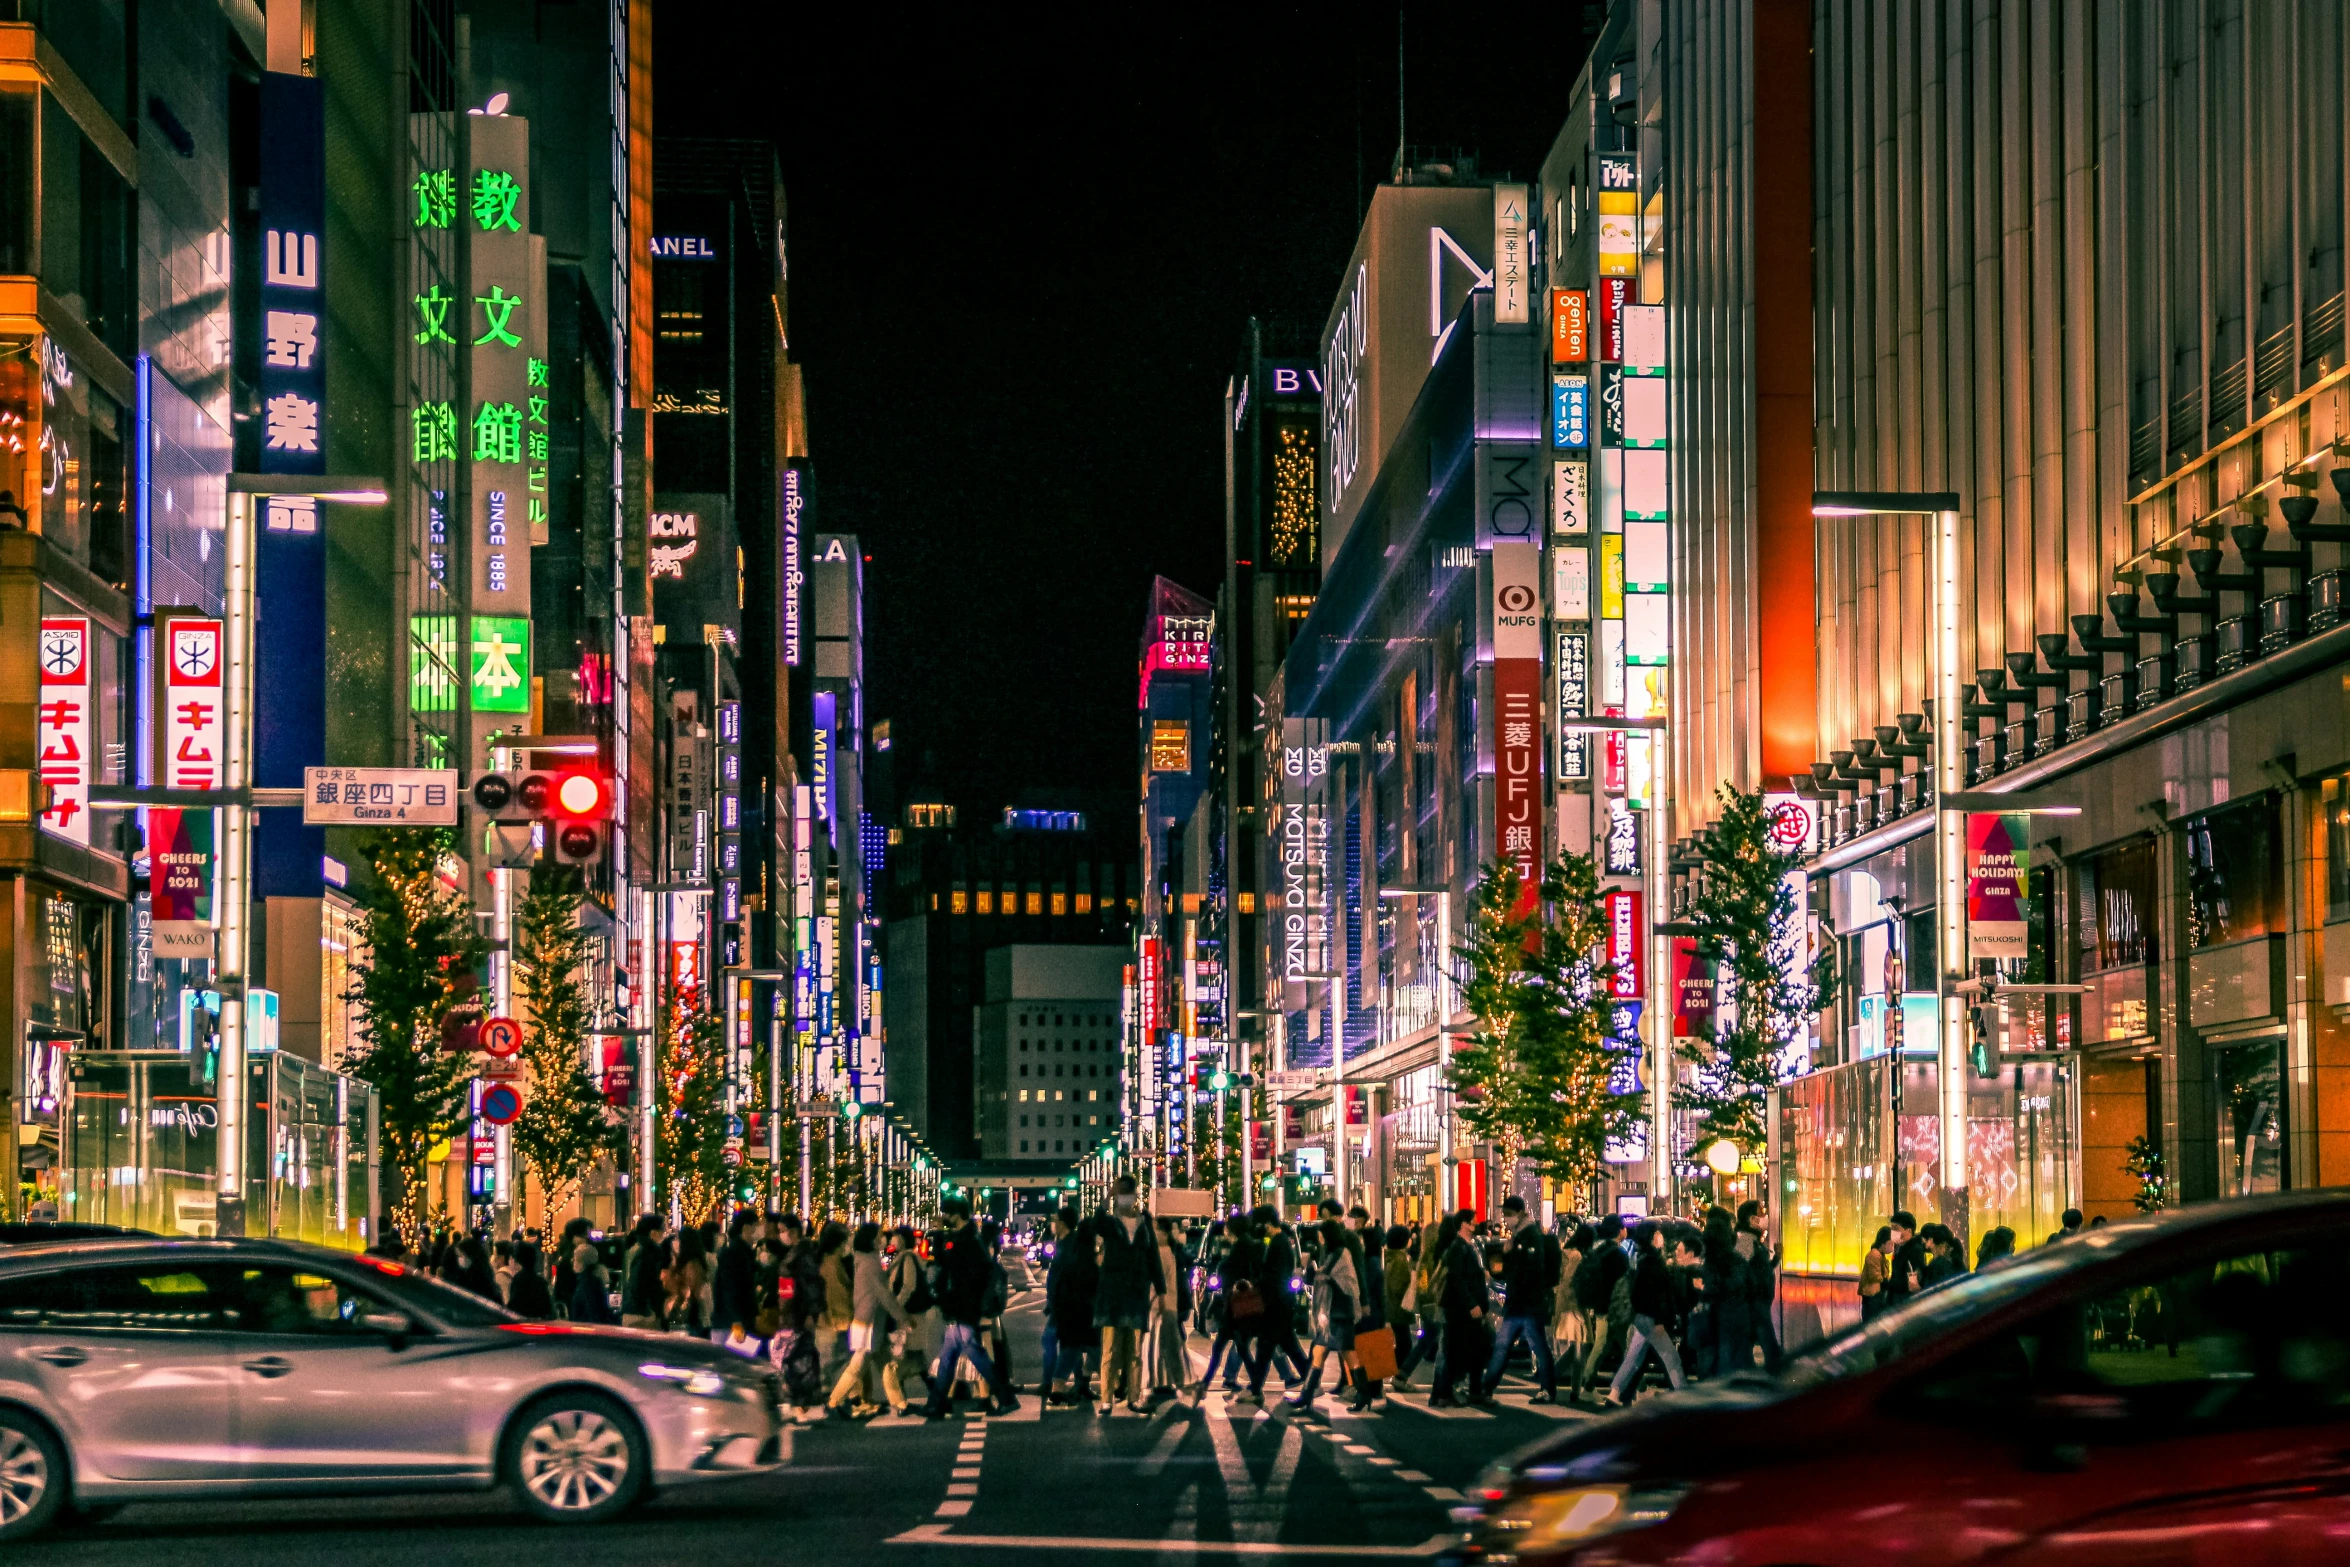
left=303, top=767, right=459, bottom=826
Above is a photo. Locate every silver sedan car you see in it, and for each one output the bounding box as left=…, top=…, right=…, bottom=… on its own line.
left=0, top=1237, right=782, bottom=1539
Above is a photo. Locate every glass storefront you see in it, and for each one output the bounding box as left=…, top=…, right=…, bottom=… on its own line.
left=1779, top=1045, right=2076, bottom=1278
left=61, top=1050, right=376, bottom=1248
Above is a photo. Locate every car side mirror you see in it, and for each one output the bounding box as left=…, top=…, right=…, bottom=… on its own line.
left=357, top=1309, right=415, bottom=1346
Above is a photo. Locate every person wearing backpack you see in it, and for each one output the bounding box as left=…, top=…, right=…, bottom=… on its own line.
left=1394, top=1214, right=1456, bottom=1388
left=1191, top=1213, right=1264, bottom=1404
left=1567, top=1213, right=1631, bottom=1404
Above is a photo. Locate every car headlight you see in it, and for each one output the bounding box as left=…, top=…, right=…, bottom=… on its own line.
left=639, top=1361, right=729, bottom=1398
left=1481, top=1483, right=1690, bottom=1551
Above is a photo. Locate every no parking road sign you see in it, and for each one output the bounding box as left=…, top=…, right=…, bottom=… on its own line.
left=479, top=1082, right=524, bottom=1125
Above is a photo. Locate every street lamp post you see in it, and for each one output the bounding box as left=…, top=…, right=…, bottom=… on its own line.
left=1814, top=491, right=1967, bottom=1247
left=216, top=475, right=386, bottom=1237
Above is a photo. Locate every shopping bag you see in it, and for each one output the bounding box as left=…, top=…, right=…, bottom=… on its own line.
left=1354, top=1324, right=1398, bottom=1382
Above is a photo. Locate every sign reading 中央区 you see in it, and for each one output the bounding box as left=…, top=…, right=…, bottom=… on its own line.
left=149, top=806, right=216, bottom=958
left=1967, top=813, right=2032, bottom=957
left=302, top=768, right=458, bottom=826
left=36, top=617, right=90, bottom=844
left=1493, top=542, right=1544, bottom=906
left=161, top=617, right=225, bottom=790
left=1552, top=288, right=1589, bottom=363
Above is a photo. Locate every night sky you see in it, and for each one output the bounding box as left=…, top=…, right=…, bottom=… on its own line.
left=661, top=7, right=1591, bottom=816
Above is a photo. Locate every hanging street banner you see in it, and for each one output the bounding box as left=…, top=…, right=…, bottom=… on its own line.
left=149, top=807, right=216, bottom=958
left=1966, top=812, right=2032, bottom=958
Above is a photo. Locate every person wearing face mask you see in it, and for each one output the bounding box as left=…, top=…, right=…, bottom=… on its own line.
left=1090, top=1175, right=1167, bottom=1414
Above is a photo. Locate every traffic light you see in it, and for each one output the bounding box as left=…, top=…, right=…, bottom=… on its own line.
left=1209, top=1069, right=1230, bottom=1092
left=551, top=768, right=610, bottom=865
left=842, top=1099, right=863, bottom=1121
left=1969, top=1003, right=1997, bottom=1078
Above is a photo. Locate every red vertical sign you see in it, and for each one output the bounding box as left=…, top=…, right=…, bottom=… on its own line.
left=1605, top=889, right=1646, bottom=999
left=1597, top=277, right=1637, bottom=364
left=161, top=616, right=226, bottom=790
left=1492, top=542, right=1545, bottom=909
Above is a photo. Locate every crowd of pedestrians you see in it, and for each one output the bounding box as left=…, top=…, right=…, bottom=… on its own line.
left=388, top=1180, right=2100, bottom=1422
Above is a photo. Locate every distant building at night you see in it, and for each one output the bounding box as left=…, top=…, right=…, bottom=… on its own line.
left=973, top=945, right=1128, bottom=1163
left=880, top=800, right=1135, bottom=1162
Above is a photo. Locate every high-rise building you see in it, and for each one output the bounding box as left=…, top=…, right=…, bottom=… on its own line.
left=882, top=800, right=1134, bottom=1163
left=972, top=945, right=1127, bottom=1163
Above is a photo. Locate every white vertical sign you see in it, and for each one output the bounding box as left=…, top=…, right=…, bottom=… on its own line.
left=161, top=616, right=226, bottom=790
left=1492, top=183, right=1530, bottom=325
left=36, top=618, right=91, bottom=844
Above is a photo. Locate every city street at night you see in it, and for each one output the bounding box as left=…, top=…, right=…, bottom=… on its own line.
left=8, top=0, right=2350, bottom=1563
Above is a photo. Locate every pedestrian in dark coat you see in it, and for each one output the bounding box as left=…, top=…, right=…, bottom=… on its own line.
left=1089, top=1176, right=1166, bottom=1412
left=1042, top=1207, right=1098, bottom=1401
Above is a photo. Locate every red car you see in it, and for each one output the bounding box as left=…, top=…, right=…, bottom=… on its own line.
left=1449, top=1190, right=2350, bottom=1566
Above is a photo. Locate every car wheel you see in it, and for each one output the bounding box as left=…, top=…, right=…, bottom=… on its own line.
left=0, top=1410, right=65, bottom=1542
left=502, top=1392, right=646, bottom=1524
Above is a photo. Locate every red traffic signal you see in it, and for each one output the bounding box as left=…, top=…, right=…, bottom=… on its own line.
left=552, top=770, right=609, bottom=819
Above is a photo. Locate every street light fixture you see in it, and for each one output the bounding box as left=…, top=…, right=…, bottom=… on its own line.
left=1814, top=490, right=1969, bottom=1245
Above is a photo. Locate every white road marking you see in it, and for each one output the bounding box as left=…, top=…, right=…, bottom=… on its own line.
left=1422, top=1487, right=1462, bottom=1502
left=953, top=1467, right=982, bottom=1479
left=1395, top=1470, right=1432, bottom=1483
left=1204, top=1391, right=1304, bottom=1543
left=886, top=1525, right=1453, bottom=1557
left=947, top=1483, right=979, bottom=1496
left=1382, top=1390, right=1492, bottom=1420
left=1137, top=1416, right=1192, bottom=1478
left=933, top=1500, right=973, bottom=1518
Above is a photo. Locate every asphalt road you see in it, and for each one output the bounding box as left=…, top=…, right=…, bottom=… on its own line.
left=15, top=1260, right=1604, bottom=1564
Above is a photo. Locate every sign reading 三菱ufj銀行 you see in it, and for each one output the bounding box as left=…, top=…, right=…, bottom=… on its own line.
left=1492, top=541, right=1544, bottom=904
left=1966, top=813, right=2032, bottom=958
left=303, top=768, right=459, bottom=826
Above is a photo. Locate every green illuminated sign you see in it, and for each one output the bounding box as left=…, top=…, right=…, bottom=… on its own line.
left=409, top=615, right=458, bottom=712
left=469, top=616, right=530, bottom=713
left=412, top=168, right=454, bottom=229
left=471, top=169, right=522, bottom=232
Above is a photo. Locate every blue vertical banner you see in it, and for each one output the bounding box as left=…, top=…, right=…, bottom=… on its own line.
left=255, top=72, right=328, bottom=895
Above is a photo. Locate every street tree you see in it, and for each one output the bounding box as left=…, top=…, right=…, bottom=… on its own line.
left=1675, top=787, right=1837, bottom=1163
left=342, top=827, right=485, bottom=1238
left=656, top=995, right=728, bottom=1222
left=1451, top=853, right=1645, bottom=1199
left=509, top=864, right=611, bottom=1222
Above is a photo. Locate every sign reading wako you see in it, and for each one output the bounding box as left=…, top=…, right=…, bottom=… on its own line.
left=149, top=807, right=216, bottom=958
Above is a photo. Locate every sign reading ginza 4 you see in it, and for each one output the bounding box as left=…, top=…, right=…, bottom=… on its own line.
left=302, top=768, right=459, bottom=825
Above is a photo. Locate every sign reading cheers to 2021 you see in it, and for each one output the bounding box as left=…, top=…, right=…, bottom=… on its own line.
left=1966, top=812, right=2031, bottom=958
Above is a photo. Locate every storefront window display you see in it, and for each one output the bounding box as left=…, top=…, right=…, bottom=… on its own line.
left=0, top=334, right=129, bottom=584
left=2074, top=837, right=2159, bottom=1047
left=2184, top=798, right=2283, bottom=950
left=62, top=1051, right=376, bottom=1247
left=2215, top=1038, right=2286, bottom=1199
